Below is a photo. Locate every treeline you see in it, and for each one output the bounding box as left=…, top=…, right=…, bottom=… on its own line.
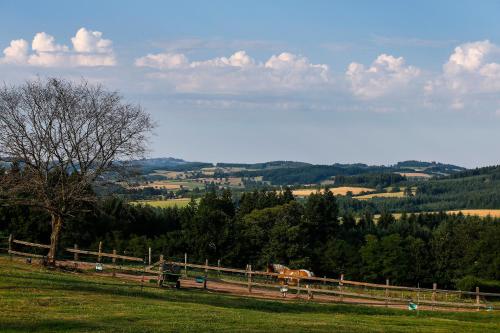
left=1, top=189, right=499, bottom=289
left=340, top=166, right=500, bottom=212
left=334, top=173, right=406, bottom=188
left=233, top=164, right=392, bottom=185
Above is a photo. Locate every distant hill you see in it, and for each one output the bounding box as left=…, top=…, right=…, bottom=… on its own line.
left=128, top=158, right=465, bottom=186
left=128, top=158, right=213, bottom=172
left=344, top=165, right=500, bottom=213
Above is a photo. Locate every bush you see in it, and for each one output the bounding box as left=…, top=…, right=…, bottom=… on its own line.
left=456, top=275, right=500, bottom=294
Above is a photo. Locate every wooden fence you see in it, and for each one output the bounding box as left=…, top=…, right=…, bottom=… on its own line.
left=6, top=235, right=499, bottom=311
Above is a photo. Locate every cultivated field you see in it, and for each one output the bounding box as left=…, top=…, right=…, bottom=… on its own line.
left=131, top=198, right=194, bottom=208
left=1, top=257, right=499, bottom=333
left=447, top=209, right=500, bottom=218
left=293, top=187, right=374, bottom=197
left=397, top=172, right=432, bottom=179
left=354, top=191, right=406, bottom=200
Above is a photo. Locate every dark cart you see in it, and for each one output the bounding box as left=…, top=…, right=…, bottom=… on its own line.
left=158, top=262, right=182, bottom=288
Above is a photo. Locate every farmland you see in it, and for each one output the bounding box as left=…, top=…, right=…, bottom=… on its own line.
left=1, top=257, right=499, bottom=333
left=292, top=186, right=375, bottom=197
left=354, top=191, right=406, bottom=200
left=132, top=198, right=195, bottom=208
left=446, top=209, right=500, bottom=218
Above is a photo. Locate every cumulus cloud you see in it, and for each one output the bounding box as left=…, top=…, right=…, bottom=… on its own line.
left=0, top=28, right=116, bottom=67
left=346, top=54, right=420, bottom=99
left=0, top=39, right=29, bottom=64
left=135, top=50, right=330, bottom=94
left=426, top=40, right=500, bottom=109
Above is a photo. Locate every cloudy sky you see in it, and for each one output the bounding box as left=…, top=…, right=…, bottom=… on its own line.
left=1, top=1, right=499, bottom=167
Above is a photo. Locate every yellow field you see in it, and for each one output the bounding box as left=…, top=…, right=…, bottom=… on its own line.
left=447, top=209, right=500, bottom=218
left=131, top=198, right=194, bottom=208
left=292, top=187, right=374, bottom=197
left=354, top=191, right=406, bottom=200
left=397, top=172, right=432, bottom=178
left=373, top=209, right=500, bottom=221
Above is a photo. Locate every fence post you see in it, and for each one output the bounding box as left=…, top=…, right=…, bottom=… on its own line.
left=158, top=254, right=164, bottom=287
left=476, top=286, right=480, bottom=311
left=217, top=259, right=221, bottom=277
left=98, top=241, right=102, bottom=263
left=323, top=275, right=326, bottom=285
left=111, top=249, right=117, bottom=277
left=385, top=279, right=390, bottom=307
left=148, top=247, right=151, bottom=266
left=8, top=234, right=12, bottom=260
left=339, top=273, right=344, bottom=302
left=184, top=253, right=188, bottom=277
left=204, top=259, right=208, bottom=289
left=73, top=244, right=78, bottom=261
left=247, top=264, right=252, bottom=293
left=297, top=278, right=301, bottom=295
left=417, top=283, right=420, bottom=305
left=432, top=283, right=437, bottom=310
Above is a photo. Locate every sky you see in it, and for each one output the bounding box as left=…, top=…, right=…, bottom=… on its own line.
left=1, top=1, right=500, bottom=168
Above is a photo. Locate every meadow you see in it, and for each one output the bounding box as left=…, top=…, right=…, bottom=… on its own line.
left=1, top=256, right=499, bottom=333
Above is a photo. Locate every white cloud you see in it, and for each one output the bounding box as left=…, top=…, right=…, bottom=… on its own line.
left=71, top=28, right=112, bottom=53
left=0, top=39, right=29, bottom=64
left=444, top=41, right=494, bottom=74
left=426, top=40, right=500, bottom=110
left=135, top=53, right=188, bottom=69
left=191, top=50, right=255, bottom=68
left=346, top=54, right=420, bottom=98
left=32, top=32, right=68, bottom=52
left=135, top=50, right=330, bottom=94
left=0, top=28, right=115, bottom=67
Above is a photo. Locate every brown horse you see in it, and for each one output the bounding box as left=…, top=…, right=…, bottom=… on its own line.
left=267, top=264, right=314, bottom=286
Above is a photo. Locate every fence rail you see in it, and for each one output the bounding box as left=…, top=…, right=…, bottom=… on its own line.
left=5, top=235, right=499, bottom=311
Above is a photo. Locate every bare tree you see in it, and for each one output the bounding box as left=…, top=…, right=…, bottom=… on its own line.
left=0, top=78, right=154, bottom=261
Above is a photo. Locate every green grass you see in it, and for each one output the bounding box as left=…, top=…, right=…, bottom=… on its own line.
left=1, top=256, right=499, bottom=332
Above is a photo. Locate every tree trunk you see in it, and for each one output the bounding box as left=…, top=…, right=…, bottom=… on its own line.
left=48, top=214, right=63, bottom=264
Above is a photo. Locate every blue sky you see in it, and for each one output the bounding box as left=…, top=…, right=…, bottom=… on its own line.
left=1, top=1, right=500, bottom=167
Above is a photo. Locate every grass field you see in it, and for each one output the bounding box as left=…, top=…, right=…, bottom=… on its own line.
left=132, top=198, right=194, bottom=208
left=293, top=187, right=374, bottom=197
left=0, top=257, right=499, bottom=332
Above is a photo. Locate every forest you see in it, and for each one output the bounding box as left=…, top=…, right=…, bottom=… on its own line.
left=2, top=187, right=499, bottom=292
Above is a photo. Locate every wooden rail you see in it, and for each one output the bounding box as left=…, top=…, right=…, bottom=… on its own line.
left=6, top=237, right=500, bottom=305
left=166, top=260, right=500, bottom=299
left=65, top=248, right=143, bottom=262
left=12, top=239, right=51, bottom=249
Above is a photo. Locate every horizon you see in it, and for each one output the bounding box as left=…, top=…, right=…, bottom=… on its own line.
left=145, top=155, right=473, bottom=169
left=1, top=1, right=500, bottom=168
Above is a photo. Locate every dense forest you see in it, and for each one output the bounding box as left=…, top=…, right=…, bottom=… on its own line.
left=2, top=188, right=499, bottom=291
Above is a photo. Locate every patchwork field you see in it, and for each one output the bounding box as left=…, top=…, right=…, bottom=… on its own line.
left=1, top=257, right=499, bottom=333
left=292, top=187, right=374, bottom=197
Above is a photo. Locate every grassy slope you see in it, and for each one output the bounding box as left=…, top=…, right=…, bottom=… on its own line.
left=0, top=257, right=499, bottom=333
